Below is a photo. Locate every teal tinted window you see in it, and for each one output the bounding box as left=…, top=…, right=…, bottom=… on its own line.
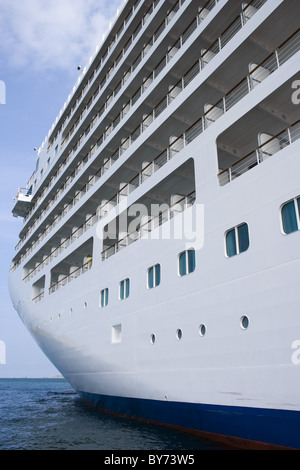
left=120, top=278, right=130, bottom=300
left=188, top=249, right=196, bottom=273
left=100, top=288, right=109, bottom=307
left=282, top=200, right=298, bottom=234
left=155, top=264, right=161, bottom=286
left=148, top=267, right=154, bottom=289
left=238, top=223, right=249, bottom=253
left=226, top=223, right=249, bottom=257
left=179, top=249, right=196, bottom=276
left=179, top=252, right=187, bottom=276
left=148, top=264, right=161, bottom=288
left=226, top=229, right=237, bottom=257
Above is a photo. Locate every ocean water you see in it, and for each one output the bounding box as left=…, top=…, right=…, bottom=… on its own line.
left=0, top=378, right=224, bottom=451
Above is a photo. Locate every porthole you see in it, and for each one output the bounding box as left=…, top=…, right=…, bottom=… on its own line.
left=84, top=302, right=88, bottom=309
left=70, top=308, right=73, bottom=315
left=176, top=328, right=183, bottom=340
left=199, top=324, right=206, bottom=337
left=150, top=334, right=156, bottom=345
left=240, top=315, right=249, bottom=330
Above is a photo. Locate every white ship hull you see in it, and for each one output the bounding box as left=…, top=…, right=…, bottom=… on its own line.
left=9, top=0, right=300, bottom=449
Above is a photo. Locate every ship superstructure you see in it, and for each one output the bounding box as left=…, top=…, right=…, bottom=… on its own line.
left=9, top=0, right=300, bottom=449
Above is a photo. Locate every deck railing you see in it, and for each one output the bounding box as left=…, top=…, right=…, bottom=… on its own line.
left=21, top=0, right=189, bottom=230
left=49, top=260, right=92, bottom=295
left=32, top=291, right=44, bottom=304
left=218, top=118, right=300, bottom=185
left=14, top=22, right=300, bottom=275
left=15, top=0, right=260, bottom=258
left=101, top=191, right=196, bottom=260
left=15, top=0, right=289, bottom=274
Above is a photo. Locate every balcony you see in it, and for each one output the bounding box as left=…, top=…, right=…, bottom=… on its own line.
left=12, top=188, right=33, bottom=218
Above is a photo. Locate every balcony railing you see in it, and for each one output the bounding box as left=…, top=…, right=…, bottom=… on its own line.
left=102, top=191, right=196, bottom=260
left=13, top=16, right=299, bottom=275
left=32, top=291, right=45, bottom=304
left=49, top=259, right=92, bottom=295
left=21, top=0, right=189, bottom=230
left=20, top=0, right=221, bottom=243
left=16, top=0, right=260, bottom=256
left=13, top=0, right=279, bottom=271
left=45, top=0, right=142, bottom=148
left=218, top=118, right=300, bottom=185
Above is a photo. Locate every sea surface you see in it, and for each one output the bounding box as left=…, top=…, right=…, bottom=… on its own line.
left=0, top=378, right=225, bottom=451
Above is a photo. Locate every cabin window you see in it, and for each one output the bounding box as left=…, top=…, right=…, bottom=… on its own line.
left=176, top=328, right=183, bottom=340
left=178, top=249, right=196, bottom=276
left=281, top=197, right=300, bottom=234
left=119, top=278, right=130, bottom=300
left=100, top=288, right=109, bottom=308
left=148, top=264, right=161, bottom=289
left=240, top=315, right=250, bottom=330
left=225, top=223, right=249, bottom=257
left=199, top=324, right=206, bottom=337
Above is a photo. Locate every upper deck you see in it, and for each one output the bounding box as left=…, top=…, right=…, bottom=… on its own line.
left=10, top=0, right=300, bottom=291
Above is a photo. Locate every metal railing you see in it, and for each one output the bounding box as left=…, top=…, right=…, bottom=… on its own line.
left=49, top=260, right=92, bottom=295
left=218, top=118, right=300, bottom=185
left=15, top=22, right=300, bottom=275
left=101, top=191, right=196, bottom=260
left=32, top=291, right=44, bottom=304
left=15, top=0, right=257, bottom=257
left=13, top=0, right=274, bottom=270
left=21, top=0, right=188, bottom=230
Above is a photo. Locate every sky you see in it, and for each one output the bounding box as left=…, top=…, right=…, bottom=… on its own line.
left=0, top=0, right=123, bottom=377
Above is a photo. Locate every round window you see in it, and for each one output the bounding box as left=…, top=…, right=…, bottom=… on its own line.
left=199, top=324, right=206, bottom=337
left=176, top=328, right=183, bottom=340
left=240, top=315, right=249, bottom=329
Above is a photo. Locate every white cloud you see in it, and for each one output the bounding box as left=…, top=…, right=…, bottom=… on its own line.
left=0, top=0, right=123, bottom=72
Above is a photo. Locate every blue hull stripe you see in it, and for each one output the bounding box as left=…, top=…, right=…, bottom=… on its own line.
left=79, top=391, right=300, bottom=449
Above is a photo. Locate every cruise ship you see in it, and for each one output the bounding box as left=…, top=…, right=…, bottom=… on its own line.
left=8, top=0, right=300, bottom=449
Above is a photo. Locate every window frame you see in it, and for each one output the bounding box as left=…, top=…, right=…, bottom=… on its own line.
left=178, top=248, right=196, bottom=277
left=225, top=223, right=250, bottom=258
left=147, top=264, right=161, bottom=289
left=119, top=278, right=130, bottom=300
left=100, top=288, right=109, bottom=308
left=281, top=197, right=300, bottom=235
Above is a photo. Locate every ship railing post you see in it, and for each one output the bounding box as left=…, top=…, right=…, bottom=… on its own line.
left=256, top=148, right=262, bottom=164
left=275, top=49, right=280, bottom=69
left=201, top=116, right=205, bottom=133
left=287, top=127, right=292, bottom=145
left=218, top=37, right=222, bottom=53
left=247, top=74, right=253, bottom=92
left=222, top=96, right=226, bottom=114
left=240, top=11, right=246, bottom=26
